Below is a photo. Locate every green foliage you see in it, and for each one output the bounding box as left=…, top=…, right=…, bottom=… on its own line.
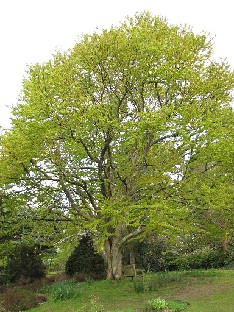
left=125, top=237, right=233, bottom=273
left=45, top=243, right=75, bottom=274
left=144, top=298, right=189, bottom=312
left=133, top=277, right=145, bottom=293
left=124, top=237, right=169, bottom=272
left=41, top=279, right=80, bottom=301
left=167, top=300, right=189, bottom=312
left=4, top=243, right=46, bottom=284
left=167, top=249, right=230, bottom=271
left=2, top=286, right=38, bottom=312
left=65, top=235, right=106, bottom=279
left=144, top=298, right=167, bottom=311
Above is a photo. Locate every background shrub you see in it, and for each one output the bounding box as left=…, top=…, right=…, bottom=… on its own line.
left=65, top=235, right=106, bottom=279
left=123, top=237, right=168, bottom=272
left=123, top=236, right=233, bottom=273
left=167, top=249, right=230, bottom=271
left=0, top=267, right=8, bottom=287
left=4, top=243, right=46, bottom=284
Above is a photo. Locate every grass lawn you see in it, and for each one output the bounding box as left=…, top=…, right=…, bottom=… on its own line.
left=20, top=269, right=234, bottom=311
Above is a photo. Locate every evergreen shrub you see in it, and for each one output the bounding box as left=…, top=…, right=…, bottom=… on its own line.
left=4, top=243, right=46, bottom=284
left=65, top=235, right=106, bottom=279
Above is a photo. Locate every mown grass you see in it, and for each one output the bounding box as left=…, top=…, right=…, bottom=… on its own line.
left=26, top=269, right=234, bottom=312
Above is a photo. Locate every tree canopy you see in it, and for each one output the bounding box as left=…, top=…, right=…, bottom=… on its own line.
left=0, top=12, right=233, bottom=279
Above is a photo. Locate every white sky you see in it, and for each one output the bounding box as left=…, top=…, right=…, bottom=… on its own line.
left=0, top=0, right=233, bottom=129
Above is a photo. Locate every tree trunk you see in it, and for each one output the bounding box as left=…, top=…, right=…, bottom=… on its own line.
left=104, top=237, right=123, bottom=280
left=102, top=225, right=143, bottom=280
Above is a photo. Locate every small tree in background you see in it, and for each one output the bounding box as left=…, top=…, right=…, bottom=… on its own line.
left=5, top=243, right=46, bottom=284
left=65, top=235, right=106, bottom=279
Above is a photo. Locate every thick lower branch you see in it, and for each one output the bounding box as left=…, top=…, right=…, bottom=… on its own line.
left=120, top=227, right=144, bottom=246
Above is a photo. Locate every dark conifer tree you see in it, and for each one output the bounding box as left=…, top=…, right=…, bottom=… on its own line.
left=65, top=235, right=106, bottom=279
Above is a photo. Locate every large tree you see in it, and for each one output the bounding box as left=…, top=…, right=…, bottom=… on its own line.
left=0, top=12, right=233, bottom=279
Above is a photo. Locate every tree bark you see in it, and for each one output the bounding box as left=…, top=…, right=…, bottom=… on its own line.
left=104, top=236, right=123, bottom=280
